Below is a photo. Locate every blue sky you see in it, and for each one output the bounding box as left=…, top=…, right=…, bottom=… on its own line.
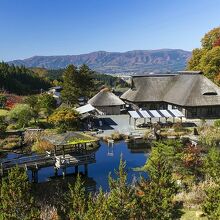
left=0, top=0, right=220, bottom=61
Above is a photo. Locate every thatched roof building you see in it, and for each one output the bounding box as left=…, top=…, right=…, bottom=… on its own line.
left=88, top=88, right=125, bottom=115
left=121, top=71, right=220, bottom=118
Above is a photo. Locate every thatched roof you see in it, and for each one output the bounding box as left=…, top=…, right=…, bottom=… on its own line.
left=121, top=73, right=220, bottom=107
left=88, top=89, right=125, bottom=106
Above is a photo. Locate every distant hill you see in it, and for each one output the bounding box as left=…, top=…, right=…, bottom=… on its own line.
left=9, top=49, right=191, bottom=75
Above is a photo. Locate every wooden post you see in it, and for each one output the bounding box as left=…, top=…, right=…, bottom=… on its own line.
left=62, top=167, right=66, bottom=178
left=62, top=145, right=65, bottom=158
left=31, top=170, right=34, bottom=182
left=54, top=146, right=57, bottom=156
left=32, top=170, right=38, bottom=183
left=85, top=143, right=87, bottom=154
left=54, top=168, right=58, bottom=177
left=35, top=170, right=38, bottom=183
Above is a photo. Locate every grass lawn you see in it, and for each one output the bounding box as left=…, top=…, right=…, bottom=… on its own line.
left=0, top=109, right=8, bottom=116
left=181, top=209, right=207, bottom=220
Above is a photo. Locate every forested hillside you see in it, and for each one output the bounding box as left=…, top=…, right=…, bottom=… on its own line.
left=32, top=67, right=129, bottom=88
left=0, top=62, right=51, bottom=95
left=9, top=49, right=191, bottom=74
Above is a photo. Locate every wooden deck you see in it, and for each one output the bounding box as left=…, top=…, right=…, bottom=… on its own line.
left=0, top=152, right=96, bottom=177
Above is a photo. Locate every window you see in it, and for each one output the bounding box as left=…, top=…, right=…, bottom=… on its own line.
left=203, top=92, right=217, bottom=95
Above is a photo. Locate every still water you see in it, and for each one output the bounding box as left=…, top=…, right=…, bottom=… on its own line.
left=6, top=141, right=149, bottom=191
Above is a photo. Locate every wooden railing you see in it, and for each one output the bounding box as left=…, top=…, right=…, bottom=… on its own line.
left=0, top=152, right=96, bottom=176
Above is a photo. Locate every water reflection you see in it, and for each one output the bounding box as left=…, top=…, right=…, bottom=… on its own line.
left=4, top=140, right=149, bottom=191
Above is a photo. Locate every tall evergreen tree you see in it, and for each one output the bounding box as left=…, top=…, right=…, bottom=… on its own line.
left=138, top=142, right=182, bottom=220
left=61, top=64, right=95, bottom=106
left=61, top=65, right=79, bottom=106
left=38, top=93, right=56, bottom=121
left=68, top=175, right=87, bottom=220
left=0, top=166, right=40, bottom=220
left=24, top=95, right=41, bottom=123
left=78, top=64, right=95, bottom=97
left=107, top=157, right=138, bottom=220
left=84, top=189, right=110, bottom=220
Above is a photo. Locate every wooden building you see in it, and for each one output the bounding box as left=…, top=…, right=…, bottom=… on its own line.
left=121, top=71, right=220, bottom=119
left=88, top=88, right=125, bottom=115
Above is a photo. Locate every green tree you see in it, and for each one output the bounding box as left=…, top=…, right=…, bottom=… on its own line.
left=38, top=93, right=56, bottom=121
left=61, top=64, right=95, bottom=106
left=0, top=166, right=39, bottom=220
left=139, top=142, right=182, bottom=220
left=24, top=95, right=40, bottom=123
left=61, top=65, right=80, bottom=106
left=0, top=62, right=51, bottom=95
left=84, top=189, right=110, bottom=220
left=107, top=157, right=138, bottom=220
left=68, top=175, right=87, bottom=220
left=203, top=147, right=220, bottom=182
left=200, top=46, right=220, bottom=79
left=8, top=104, right=33, bottom=128
left=187, top=26, right=220, bottom=84
left=78, top=64, right=95, bottom=97
left=202, top=185, right=220, bottom=220
left=187, top=48, right=205, bottom=71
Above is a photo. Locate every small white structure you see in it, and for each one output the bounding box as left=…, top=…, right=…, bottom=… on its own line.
left=128, top=109, right=185, bottom=127
left=48, top=86, right=62, bottom=105
left=76, top=104, right=95, bottom=114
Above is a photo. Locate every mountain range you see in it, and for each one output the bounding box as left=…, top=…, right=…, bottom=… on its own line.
left=9, top=49, right=191, bottom=75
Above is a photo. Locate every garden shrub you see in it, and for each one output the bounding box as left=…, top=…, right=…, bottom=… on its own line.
left=32, top=140, right=54, bottom=153
left=214, top=119, right=220, bottom=128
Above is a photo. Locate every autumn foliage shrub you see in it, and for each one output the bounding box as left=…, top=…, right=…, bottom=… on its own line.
left=49, top=107, right=79, bottom=131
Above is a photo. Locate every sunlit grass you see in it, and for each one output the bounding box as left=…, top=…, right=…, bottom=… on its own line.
left=0, top=109, right=8, bottom=116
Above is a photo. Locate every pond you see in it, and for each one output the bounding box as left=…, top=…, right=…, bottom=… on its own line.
left=5, top=140, right=149, bottom=191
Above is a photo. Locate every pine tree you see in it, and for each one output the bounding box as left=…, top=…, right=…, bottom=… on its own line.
left=107, top=156, right=138, bottom=220
left=61, top=64, right=96, bottom=106
left=78, top=64, right=95, bottom=97
left=68, top=175, right=87, bottom=220
left=0, top=166, right=40, bottom=220
left=138, top=142, right=182, bottom=220
left=61, top=65, right=79, bottom=106
left=84, top=189, right=110, bottom=220
left=24, top=95, right=41, bottom=123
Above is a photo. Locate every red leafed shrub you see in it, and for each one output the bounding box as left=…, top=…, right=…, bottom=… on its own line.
left=182, top=143, right=203, bottom=168
left=5, top=94, right=24, bottom=109
left=213, top=38, right=220, bottom=47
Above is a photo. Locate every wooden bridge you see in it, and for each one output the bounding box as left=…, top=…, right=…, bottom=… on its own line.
left=0, top=152, right=96, bottom=182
